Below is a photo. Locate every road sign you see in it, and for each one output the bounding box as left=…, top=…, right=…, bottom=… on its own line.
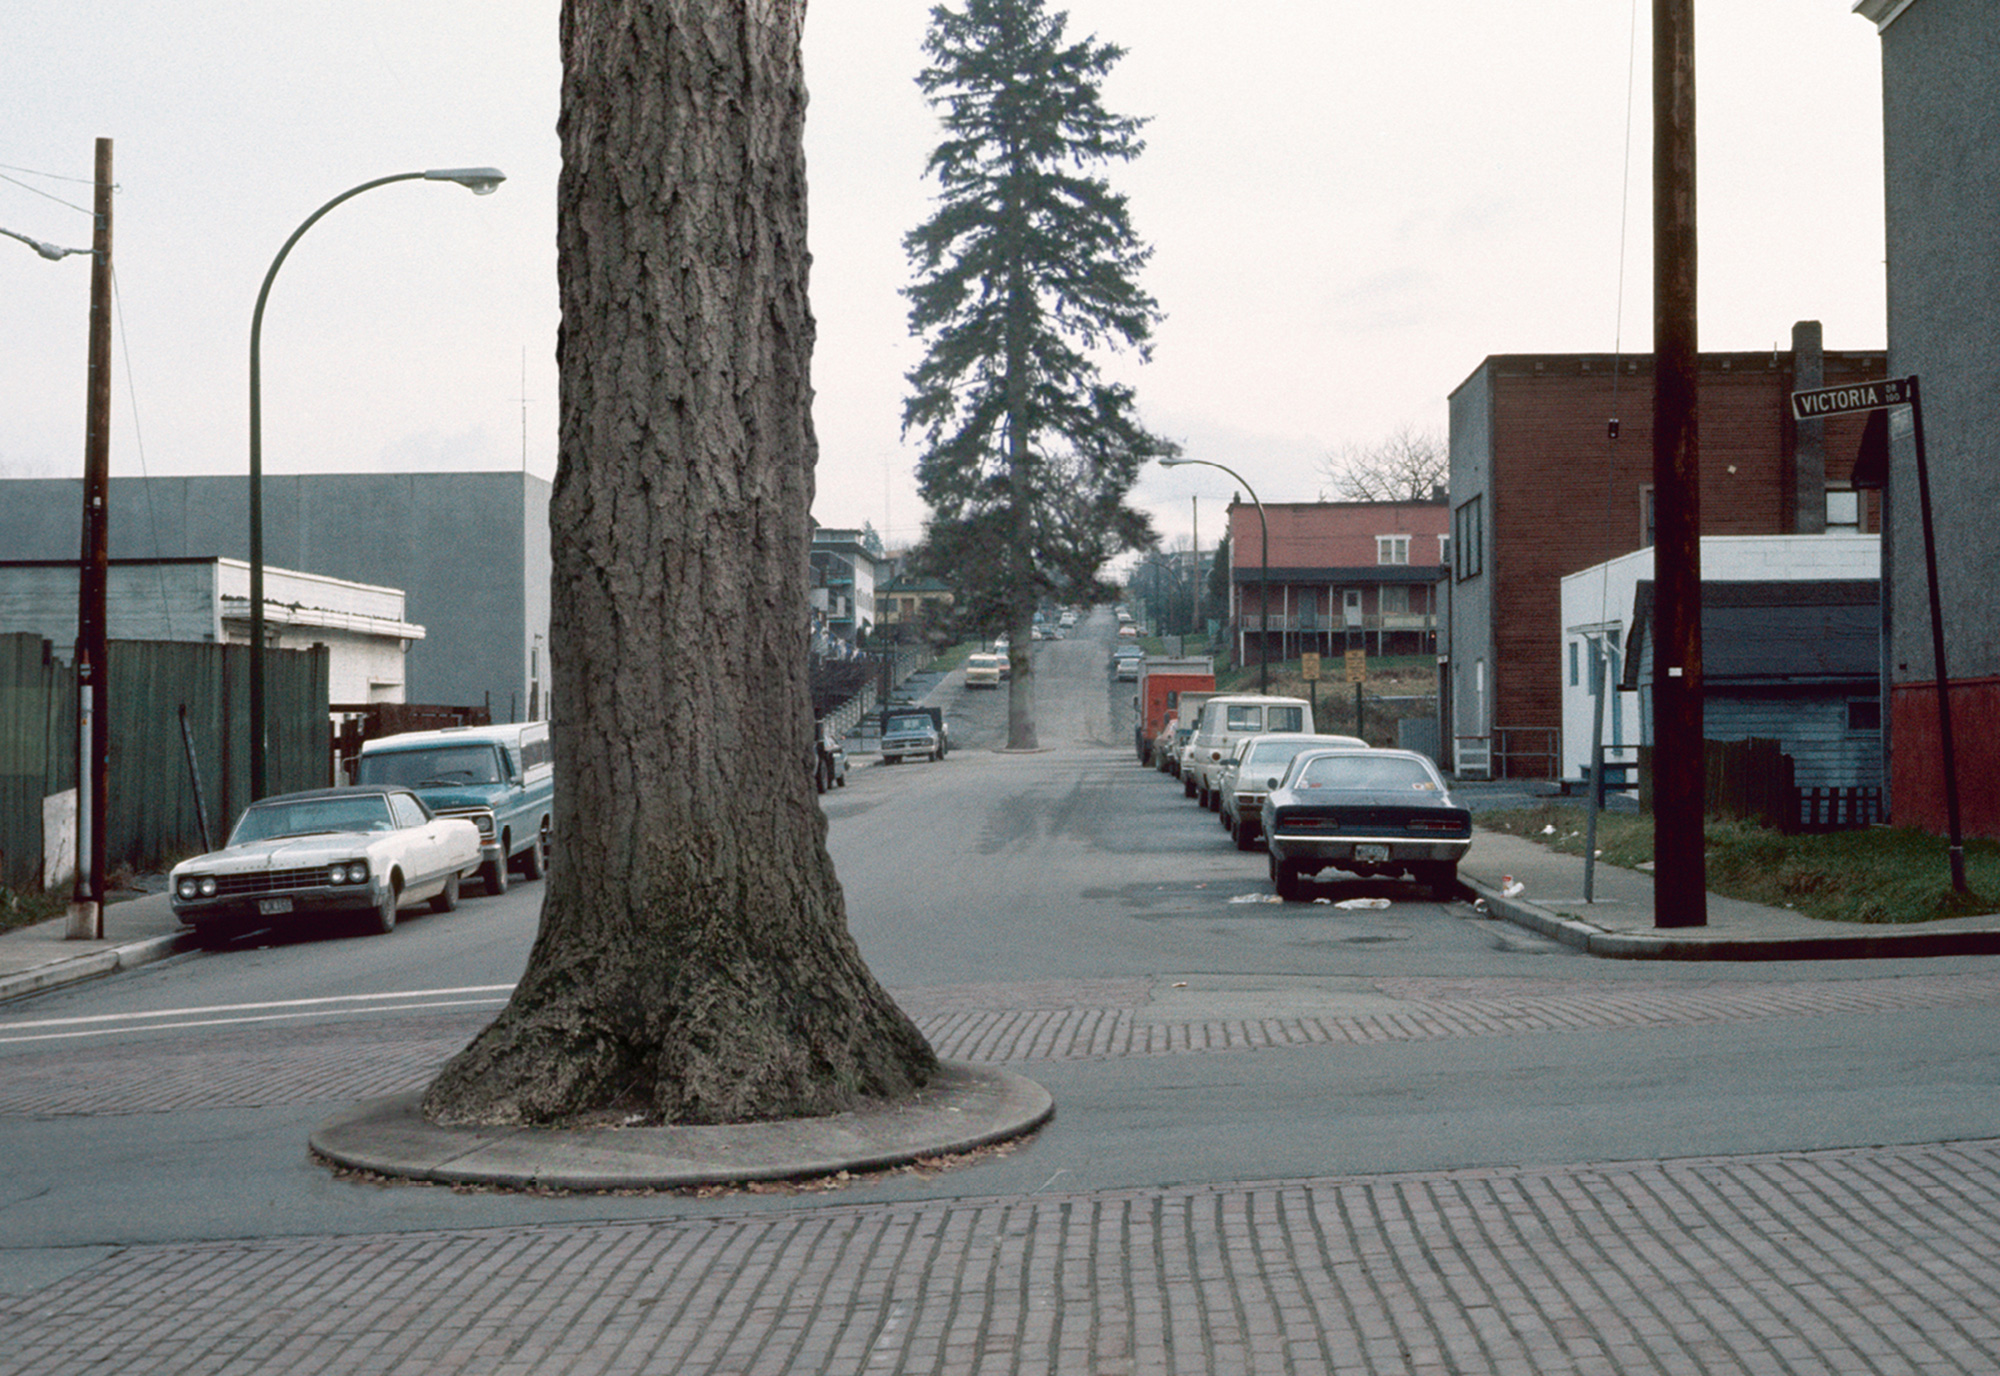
left=1791, top=376, right=1913, bottom=421
left=1300, top=652, right=1321, bottom=682
left=1345, top=649, right=1367, bottom=684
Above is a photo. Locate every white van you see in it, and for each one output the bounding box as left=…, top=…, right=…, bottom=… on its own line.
left=1182, top=694, right=1313, bottom=810
left=964, top=653, right=1002, bottom=689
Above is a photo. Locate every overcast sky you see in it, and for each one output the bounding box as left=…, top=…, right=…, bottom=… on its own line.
left=4, top=2, right=1886, bottom=560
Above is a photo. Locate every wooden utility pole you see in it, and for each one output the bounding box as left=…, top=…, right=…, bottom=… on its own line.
left=69, top=138, right=114, bottom=940
left=1652, top=0, right=1706, bottom=927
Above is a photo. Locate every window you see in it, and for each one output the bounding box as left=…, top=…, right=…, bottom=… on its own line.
left=1569, top=641, right=1580, bottom=687
left=1380, top=585, right=1409, bottom=616
left=1377, top=535, right=1410, bottom=566
left=1847, top=699, right=1881, bottom=732
left=1452, top=497, right=1483, bottom=580
left=1826, top=489, right=1861, bottom=532
left=1298, top=589, right=1319, bottom=629
left=1640, top=486, right=1656, bottom=548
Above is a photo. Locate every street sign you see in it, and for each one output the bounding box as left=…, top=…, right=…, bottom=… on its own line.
left=1345, top=649, right=1367, bottom=684
left=1791, top=376, right=1913, bottom=421
left=1300, top=652, right=1321, bottom=682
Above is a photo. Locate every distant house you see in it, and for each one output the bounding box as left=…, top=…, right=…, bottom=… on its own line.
left=1221, top=499, right=1449, bottom=666
left=1623, top=578, right=1883, bottom=795
left=809, top=528, right=881, bottom=646
left=876, top=572, right=953, bottom=643
left=1445, top=325, right=1886, bottom=778
left=1856, top=0, right=2000, bottom=838
left=1559, top=535, right=1881, bottom=782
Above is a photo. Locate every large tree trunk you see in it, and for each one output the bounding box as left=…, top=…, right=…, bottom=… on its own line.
left=423, top=0, right=936, bottom=1128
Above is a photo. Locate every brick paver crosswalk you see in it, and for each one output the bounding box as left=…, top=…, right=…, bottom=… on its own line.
left=3, top=1139, right=1997, bottom=1374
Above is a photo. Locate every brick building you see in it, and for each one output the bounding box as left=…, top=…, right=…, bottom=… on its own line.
left=1222, top=499, right=1449, bottom=665
left=1444, top=324, right=1886, bottom=778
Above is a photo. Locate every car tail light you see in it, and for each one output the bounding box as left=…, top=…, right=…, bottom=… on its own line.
left=1406, top=818, right=1466, bottom=833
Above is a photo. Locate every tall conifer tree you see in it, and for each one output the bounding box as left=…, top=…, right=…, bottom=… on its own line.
left=904, top=0, right=1172, bottom=749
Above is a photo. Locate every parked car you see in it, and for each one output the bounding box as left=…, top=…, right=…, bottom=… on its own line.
left=964, top=653, right=1003, bottom=689
left=1217, top=733, right=1369, bottom=850
left=1182, top=694, right=1313, bottom=809
left=814, top=721, right=848, bottom=792
left=169, top=786, right=482, bottom=943
left=880, top=705, right=946, bottom=763
left=1261, top=748, right=1472, bottom=902
left=356, top=722, right=553, bottom=896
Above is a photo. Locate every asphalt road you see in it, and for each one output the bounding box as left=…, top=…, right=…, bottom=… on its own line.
left=2, top=609, right=1998, bottom=1284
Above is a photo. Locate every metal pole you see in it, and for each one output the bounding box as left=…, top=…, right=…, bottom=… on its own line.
left=1905, top=379, right=1967, bottom=891
left=1584, top=634, right=1609, bottom=904
left=69, top=137, right=113, bottom=940
left=1651, top=0, right=1707, bottom=927
left=249, top=167, right=504, bottom=799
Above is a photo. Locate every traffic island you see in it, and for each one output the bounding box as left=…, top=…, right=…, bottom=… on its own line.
left=309, top=1061, right=1053, bottom=1191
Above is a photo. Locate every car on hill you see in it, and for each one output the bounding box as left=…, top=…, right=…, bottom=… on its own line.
left=1182, top=694, right=1313, bottom=809
left=879, top=705, right=947, bottom=763
left=169, top=786, right=482, bottom=943
left=964, top=653, right=1003, bottom=688
left=1261, top=748, right=1471, bottom=902
left=1217, top=732, right=1370, bottom=849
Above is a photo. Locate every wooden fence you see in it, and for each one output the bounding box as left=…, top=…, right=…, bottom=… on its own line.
left=1636, top=737, right=1884, bottom=834
left=0, top=633, right=329, bottom=888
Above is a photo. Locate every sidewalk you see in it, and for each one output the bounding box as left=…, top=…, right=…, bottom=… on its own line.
left=1461, top=825, right=2000, bottom=960
left=0, top=891, right=192, bottom=1005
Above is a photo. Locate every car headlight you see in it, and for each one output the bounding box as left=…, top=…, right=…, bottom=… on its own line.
left=177, top=878, right=199, bottom=901
left=326, top=861, right=369, bottom=885
left=198, top=877, right=217, bottom=897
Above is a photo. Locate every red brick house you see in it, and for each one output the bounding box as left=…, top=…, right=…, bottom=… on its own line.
left=1443, top=322, right=1885, bottom=778
left=1222, top=499, right=1450, bottom=665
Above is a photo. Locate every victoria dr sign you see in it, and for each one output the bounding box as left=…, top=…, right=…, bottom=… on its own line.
left=1791, top=376, right=1915, bottom=420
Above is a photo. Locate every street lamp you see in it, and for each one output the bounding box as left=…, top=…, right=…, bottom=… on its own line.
left=1161, top=457, right=1268, bottom=694
left=248, top=167, right=504, bottom=800
left=0, top=224, right=90, bottom=261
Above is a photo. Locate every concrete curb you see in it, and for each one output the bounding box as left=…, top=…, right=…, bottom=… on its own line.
left=1464, top=876, right=2000, bottom=961
left=310, top=1061, right=1055, bottom=1191
left=0, top=929, right=195, bottom=1005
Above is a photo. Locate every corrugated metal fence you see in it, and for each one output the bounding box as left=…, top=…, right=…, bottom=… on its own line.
left=0, top=633, right=329, bottom=887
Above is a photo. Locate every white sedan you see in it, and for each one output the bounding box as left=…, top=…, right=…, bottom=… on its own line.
left=169, top=786, right=483, bottom=943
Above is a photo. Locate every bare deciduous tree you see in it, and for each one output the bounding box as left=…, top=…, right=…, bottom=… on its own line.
left=422, top=0, right=936, bottom=1129
left=1319, top=422, right=1448, bottom=503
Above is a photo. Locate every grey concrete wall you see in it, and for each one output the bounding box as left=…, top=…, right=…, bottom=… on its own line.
left=1445, top=365, right=1496, bottom=749
left=1880, top=0, right=2000, bottom=683
left=0, top=473, right=551, bottom=715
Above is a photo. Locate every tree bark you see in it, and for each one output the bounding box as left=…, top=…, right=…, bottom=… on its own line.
left=423, top=0, right=936, bottom=1127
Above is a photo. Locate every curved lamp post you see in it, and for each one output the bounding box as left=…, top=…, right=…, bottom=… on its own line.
left=248, top=167, right=504, bottom=800
left=1161, top=457, right=1268, bottom=694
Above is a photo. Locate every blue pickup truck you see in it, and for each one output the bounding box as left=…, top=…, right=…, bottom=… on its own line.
left=355, top=723, right=553, bottom=896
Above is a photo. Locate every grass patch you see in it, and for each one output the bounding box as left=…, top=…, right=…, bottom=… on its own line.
left=1, top=885, right=69, bottom=936
left=1476, top=804, right=2000, bottom=925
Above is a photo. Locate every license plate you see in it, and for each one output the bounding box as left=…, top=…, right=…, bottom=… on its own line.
left=257, top=896, right=294, bottom=916
left=1354, top=844, right=1391, bottom=863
